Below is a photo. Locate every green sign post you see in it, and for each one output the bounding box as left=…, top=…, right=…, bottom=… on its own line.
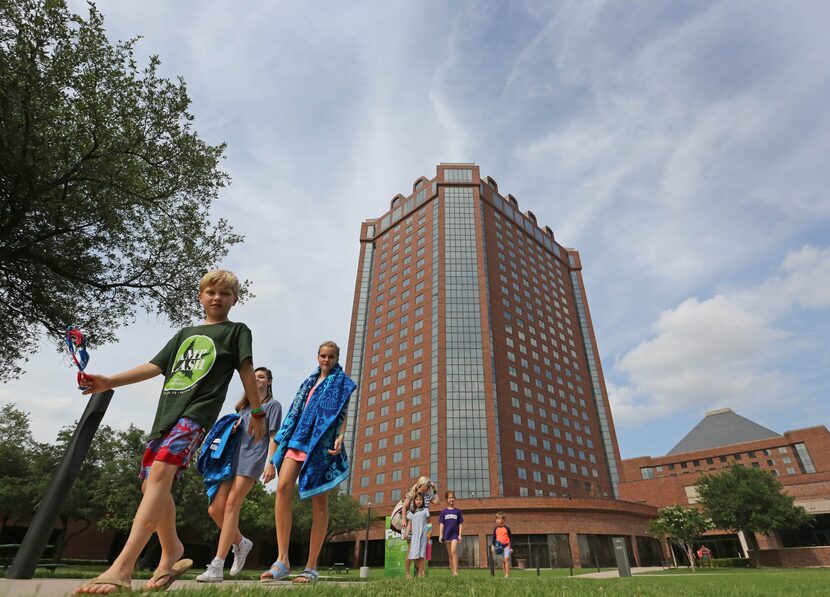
left=384, top=516, right=407, bottom=577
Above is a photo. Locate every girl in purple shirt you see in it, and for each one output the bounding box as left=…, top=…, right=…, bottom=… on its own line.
left=438, top=491, right=464, bottom=576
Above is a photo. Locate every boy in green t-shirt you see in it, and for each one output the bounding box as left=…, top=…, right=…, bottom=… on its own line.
left=74, top=270, right=266, bottom=594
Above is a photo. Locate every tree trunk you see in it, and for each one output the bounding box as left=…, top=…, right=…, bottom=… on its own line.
left=744, top=530, right=761, bottom=568
left=683, top=543, right=696, bottom=572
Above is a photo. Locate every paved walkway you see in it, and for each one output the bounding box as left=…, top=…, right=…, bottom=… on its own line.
left=0, top=578, right=358, bottom=596
left=576, top=566, right=665, bottom=578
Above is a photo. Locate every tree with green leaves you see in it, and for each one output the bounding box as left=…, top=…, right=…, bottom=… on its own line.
left=90, top=425, right=145, bottom=534
left=648, top=505, right=713, bottom=572
left=0, top=404, right=40, bottom=537
left=289, top=487, right=366, bottom=545
left=0, top=0, right=245, bottom=381
left=696, top=463, right=812, bottom=553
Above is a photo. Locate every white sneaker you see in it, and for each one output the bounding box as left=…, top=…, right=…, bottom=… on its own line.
left=195, top=562, right=224, bottom=583
left=230, top=537, right=253, bottom=576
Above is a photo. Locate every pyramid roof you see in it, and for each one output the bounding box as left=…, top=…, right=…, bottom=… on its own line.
left=667, top=408, right=781, bottom=456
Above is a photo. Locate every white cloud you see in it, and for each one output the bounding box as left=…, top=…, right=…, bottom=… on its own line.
left=610, top=245, right=830, bottom=422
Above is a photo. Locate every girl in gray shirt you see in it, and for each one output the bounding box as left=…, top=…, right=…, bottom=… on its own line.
left=196, top=366, right=282, bottom=583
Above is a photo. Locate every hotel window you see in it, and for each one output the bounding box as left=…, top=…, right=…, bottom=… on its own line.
left=410, top=428, right=421, bottom=441
left=794, top=443, right=817, bottom=473
left=518, top=467, right=527, bottom=480
left=410, top=447, right=421, bottom=459
left=393, top=451, right=402, bottom=463
left=376, top=455, right=386, bottom=466
left=444, top=168, right=472, bottom=182
left=374, top=491, right=384, bottom=504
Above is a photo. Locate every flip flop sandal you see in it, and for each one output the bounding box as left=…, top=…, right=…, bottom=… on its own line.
left=74, top=576, right=133, bottom=593
left=292, top=568, right=320, bottom=584
left=146, top=558, right=193, bottom=591
left=260, top=560, right=291, bottom=583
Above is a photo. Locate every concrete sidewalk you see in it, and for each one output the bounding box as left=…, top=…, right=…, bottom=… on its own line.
left=0, top=578, right=358, bottom=596
left=575, top=566, right=665, bottom=578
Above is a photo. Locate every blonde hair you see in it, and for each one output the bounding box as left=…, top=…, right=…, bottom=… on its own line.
left=318, top=340, right=340, bottom=362
left=236, top=366, right=273, bottom=412
left=407, top=476, right=433, bottom=499
left=199, top=269, right=240, bottom=297
left=496, top=511, right=506, bottom=521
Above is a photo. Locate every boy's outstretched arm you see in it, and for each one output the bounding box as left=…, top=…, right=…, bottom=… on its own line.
left=239, top=359, right=266, bottom=442
left=81, top=363, right=162, bottom=395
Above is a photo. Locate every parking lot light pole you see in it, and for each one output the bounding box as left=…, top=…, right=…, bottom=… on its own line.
left=359, top=502, right=372, bottom=578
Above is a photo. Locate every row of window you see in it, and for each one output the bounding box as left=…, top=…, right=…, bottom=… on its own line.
left=640, top=446, right=805, bottom=479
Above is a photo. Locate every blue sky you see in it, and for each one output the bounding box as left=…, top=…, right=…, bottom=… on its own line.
left=3, top=0, right=829, bottom=460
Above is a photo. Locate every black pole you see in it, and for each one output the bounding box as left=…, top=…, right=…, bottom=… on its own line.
left=362, top=503, right=371, bottom=569
left=7, top=391, right=114, bottom=579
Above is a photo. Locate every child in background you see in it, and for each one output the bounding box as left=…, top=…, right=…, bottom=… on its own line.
left=438, top=490, right=464, bottom=576
left=491, top=511, right=513, bottom=578
left=404, top=494, right=429, bottom=578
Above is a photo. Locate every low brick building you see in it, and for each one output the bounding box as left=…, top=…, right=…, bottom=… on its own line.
left=618, top=408, right=830, bottom=562
left=332, top=496, right=663, bottom=569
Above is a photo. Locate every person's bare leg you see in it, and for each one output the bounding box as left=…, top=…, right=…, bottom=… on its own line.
left=449, top=540, right=458, bottom=575
left=207, top=482, right=231, bottom=529
left=303, top=492, right=329, bottom=572
left=146, top=488, right=185, bottom=589
left=417, top=558, right=425, bottom=577
left=215, top=476, right=255, bottom=559
left=261, top=458, right=300, bottom=579
left=75, top=461, right=178, bottom=594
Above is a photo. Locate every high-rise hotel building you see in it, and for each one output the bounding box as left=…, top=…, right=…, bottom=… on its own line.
left=344, top=163, right=622, bottom=507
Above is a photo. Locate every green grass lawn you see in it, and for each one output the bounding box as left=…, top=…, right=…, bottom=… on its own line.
left=7, top=565, right=830, bottom=595
left=191, top=568, right=830, bottom=596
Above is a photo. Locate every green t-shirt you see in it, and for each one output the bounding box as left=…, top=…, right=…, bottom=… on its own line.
left=148, top=321, right=253, bottom=439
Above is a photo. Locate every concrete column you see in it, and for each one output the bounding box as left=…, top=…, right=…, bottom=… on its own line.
left=629, top=534, right=641, bottom=567
left=354, top=540, right=362, bottom=568
left=478, top=534, right=489, bottom=568
left=568, top=533, right=582, bottom=568
left=737, top=531, right=750, bottom=558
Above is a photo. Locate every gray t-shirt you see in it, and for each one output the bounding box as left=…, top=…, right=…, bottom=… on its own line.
left=232, top=399, right=282, bottom=479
